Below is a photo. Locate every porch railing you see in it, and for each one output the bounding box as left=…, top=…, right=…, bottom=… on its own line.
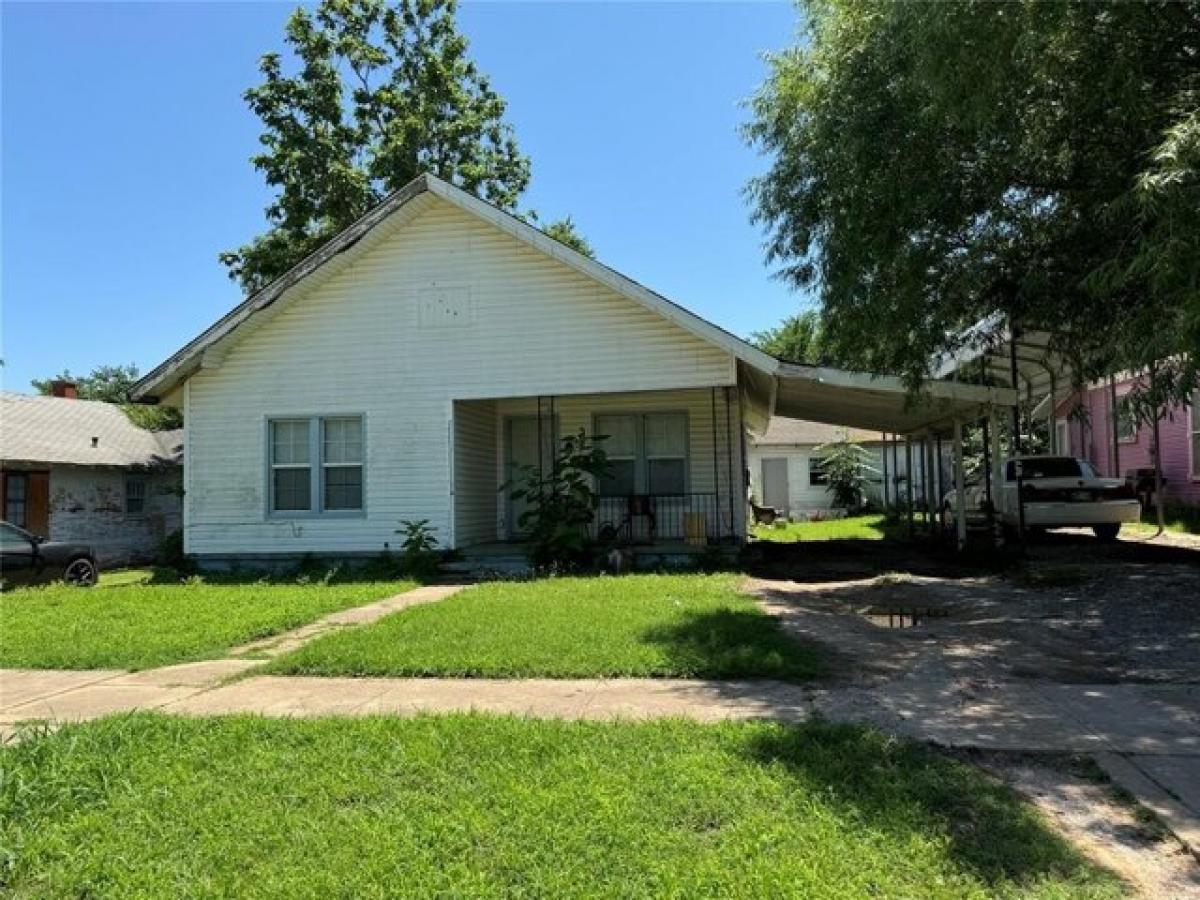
left=590, top=493, right=724, bottom=543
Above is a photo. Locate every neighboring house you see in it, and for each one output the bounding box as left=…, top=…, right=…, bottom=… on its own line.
left=1054, top=377, right=1199, bottom=507
left=0, top=385, right=182, bottom=565
left=131, top=173, right=1009, bottom=568
left=748, top=418, right=946, bottom=519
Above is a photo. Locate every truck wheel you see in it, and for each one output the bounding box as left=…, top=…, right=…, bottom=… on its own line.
left=1092, top=523, right=1121, bottom=542
left=63, top=557, right=98, bottom=586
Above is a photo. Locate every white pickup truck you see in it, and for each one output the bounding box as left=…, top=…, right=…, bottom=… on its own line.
left=942, top=455, right=1142, bottom=541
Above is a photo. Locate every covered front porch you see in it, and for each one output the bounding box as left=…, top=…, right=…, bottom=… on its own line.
left=449, top=387, right=746, bottom=551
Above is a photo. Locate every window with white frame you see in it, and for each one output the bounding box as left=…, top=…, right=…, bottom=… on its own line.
left=1191, top=389, right=1199, bottom=478
left=268, top=416, right=363, bottom=514
left=125, top=476, right=146, bottom=515
left=594, top=413, right=688, bottom=496
left=1116, top=395, right=1138, bottom=443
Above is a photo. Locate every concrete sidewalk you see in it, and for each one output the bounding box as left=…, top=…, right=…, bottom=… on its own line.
left=4, top=666, right=1199, bottom=854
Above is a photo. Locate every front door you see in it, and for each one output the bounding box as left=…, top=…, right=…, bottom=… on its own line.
left=762, top=458, right=789, bottom=517
left=505, top=417, right=555, bottom=538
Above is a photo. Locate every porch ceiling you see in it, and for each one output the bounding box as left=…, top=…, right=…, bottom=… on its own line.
left=773, top=364, right=1017, bottom=436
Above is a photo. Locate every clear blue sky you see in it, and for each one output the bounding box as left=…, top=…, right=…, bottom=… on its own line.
left=2, top=1, right=810, bottom=395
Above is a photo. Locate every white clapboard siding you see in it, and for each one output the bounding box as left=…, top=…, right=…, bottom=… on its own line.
left=452, top=400, right=498, bottom=547
left=185, top=198, right=737, bottom=556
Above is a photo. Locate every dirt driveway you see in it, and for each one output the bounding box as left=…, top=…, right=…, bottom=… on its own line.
left=748, top=531, right=1199, bottom=689
left=745, top=532, right=1200, bottom=897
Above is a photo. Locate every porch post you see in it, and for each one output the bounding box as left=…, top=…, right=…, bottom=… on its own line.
left=710, top=388, right=720, bottom=538
left=924, top=437, right=937, bottom=535
left=953, top=419, right=967, bottom=551
left=724, top=387, right=735, bottom=540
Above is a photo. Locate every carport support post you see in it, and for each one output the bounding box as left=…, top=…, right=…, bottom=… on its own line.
left=924, top=438, right=937, bottom=536
left=881, top=432, right=891, bottom=513
left=989, top=411, right=1005, bottom=547
left=953, top=419, right=967, bottom=551
left=905, top=436, right=915, bottom=538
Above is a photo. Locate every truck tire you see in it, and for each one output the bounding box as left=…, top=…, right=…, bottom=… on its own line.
left=1092, top=523, right=1121, bottom=542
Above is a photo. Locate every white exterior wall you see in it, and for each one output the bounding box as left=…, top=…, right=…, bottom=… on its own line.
left=748, top=442, right=947, bottom=519
left=48, top=465, right=181, bottom=565
left=183, top=198, right=737, bottom=557
left=452, top=400, right=498, bottom=547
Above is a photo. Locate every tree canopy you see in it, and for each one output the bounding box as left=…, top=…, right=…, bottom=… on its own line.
left=224, top=0, right=587, bottom=292
left=751, top=310, right=831, bottom=364
left=33, top=364, right=182, bottom=432
left=746, top=1, right=1199, bottom=400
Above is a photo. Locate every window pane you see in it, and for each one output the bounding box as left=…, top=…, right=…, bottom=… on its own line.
left=272, top=420, right=310, bottom=465
left=595, top=415, right=637, bottom=457
left=273, top=467, right=311, bottom=511
left=809, top=459, right=828, bottom=486
left=126, top=478, right=146, bottom=514
left=599, top=459, right=636, bottom=496
left=645, top=414, right=686, bottom=457
left=5, top=475, right=27, bottom=527
left=323, top=417, right=363, bottom=465
left=648, top=458, right=686, bottom=495
left=324, top=466, right=363, bottom=510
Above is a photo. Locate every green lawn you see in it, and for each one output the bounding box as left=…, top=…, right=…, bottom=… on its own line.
left=1127, top=504, right=1200, bottom=537
left=0, top=573, right=416, bottom=670
left=266, top=574, right=819, bottom=681
left=752, top=513, right=910, bottom=542
left=0, top=714, right=1119, bottom=899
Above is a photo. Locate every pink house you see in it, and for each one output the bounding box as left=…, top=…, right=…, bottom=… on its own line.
left=1055, top=378, right=1200, bottom=507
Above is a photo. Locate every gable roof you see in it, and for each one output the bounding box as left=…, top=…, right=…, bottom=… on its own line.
left=752, top=417, right=882, bottom=446
left=0, top=392, right=182, bottom=468
left=132, top=173, right=780, bottom=401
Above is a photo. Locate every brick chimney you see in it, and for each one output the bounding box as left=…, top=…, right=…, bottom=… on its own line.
left=50, top=379, right=79, bottom=399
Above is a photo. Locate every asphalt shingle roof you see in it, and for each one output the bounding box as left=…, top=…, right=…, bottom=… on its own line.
left=0, top=392, right=181, bottom=468
left=752, top=417, right=883, bottom=447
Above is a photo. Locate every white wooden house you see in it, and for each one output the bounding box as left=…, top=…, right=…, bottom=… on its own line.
left=748, top=417, right=949, bottom=520
left=133, top=174, right=1011, bottom=568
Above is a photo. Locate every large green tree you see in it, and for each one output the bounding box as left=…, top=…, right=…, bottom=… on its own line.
left=33, top=364, right=182, bottom=431
left=746, top=1, right=1199, bottom=399
left=751, top=309, right=831, bottom=364
left=224, top=0, right=587, bottom=292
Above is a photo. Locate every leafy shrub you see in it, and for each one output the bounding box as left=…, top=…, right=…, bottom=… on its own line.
left=396, top=519, right=441, bottom=581
left=503, top=429, right=610, bottom=570
left=814, top=436, right=876, bottom=509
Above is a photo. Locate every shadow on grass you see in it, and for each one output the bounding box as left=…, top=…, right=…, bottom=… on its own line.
left=739, top=721, right=1112, bottom=892
left=641, top=609, right=822, bottom=681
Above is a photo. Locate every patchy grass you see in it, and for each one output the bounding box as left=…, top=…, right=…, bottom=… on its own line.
left=752, top=513, right=913, bottom=543
left=1127, top=504, right=1200, bottom=537
left=0, top=714, right=1121, bottom=899
left=267, top=574, right=819, bottom=681
left=0, top=573, right=417, bottom=670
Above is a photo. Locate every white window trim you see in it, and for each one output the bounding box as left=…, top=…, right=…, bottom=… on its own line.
left=124, top=474, right=147, bottom=516
left=592, top=411, right=691, bottom=496
left=265, top=414, right=366, bottom=518
left=1114, top=390, right=1138, bottom=444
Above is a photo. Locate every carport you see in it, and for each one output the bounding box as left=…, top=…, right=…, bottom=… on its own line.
left=757, top=362, right=1018, bottom=549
